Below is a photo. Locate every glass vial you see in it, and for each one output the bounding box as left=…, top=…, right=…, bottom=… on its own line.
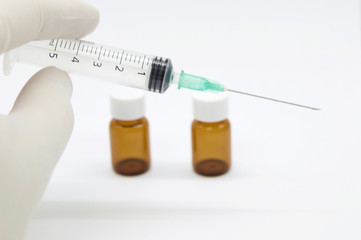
left=192, top=93, right=231, bottom=176
left=109, top=91, right=150, bottom=175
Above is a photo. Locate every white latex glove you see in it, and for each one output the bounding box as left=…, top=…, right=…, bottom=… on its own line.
left=0, top=1, right=99, bottom=240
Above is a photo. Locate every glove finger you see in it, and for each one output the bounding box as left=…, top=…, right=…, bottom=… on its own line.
left=0, top=0, right=99, bottom=53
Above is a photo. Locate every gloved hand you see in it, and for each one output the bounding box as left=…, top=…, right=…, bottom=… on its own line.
left=0, top=1, right=99, bottom=240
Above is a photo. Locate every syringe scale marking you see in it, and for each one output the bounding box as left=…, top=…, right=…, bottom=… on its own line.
left=97, top=46, right=102, bottom=60
left=75, top=41, right=81, bottom=55
left=141, top=55, right=146, bottom=69
left=119, top=51, right=124, bottom=64
left=54, top=39, right=59, bottom=51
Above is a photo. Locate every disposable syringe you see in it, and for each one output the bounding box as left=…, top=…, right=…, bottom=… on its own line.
left=3, top=39, right=222, bottom=93
left=3, top=39, right=319, bottom=110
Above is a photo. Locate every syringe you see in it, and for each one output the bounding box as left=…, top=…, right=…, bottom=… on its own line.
left=3, top=39, right=223, bottom=93
left=3, top=38, right=319, bottom=110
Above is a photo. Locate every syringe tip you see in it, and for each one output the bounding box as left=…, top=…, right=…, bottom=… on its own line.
left=177, top=71, right=225, bottom=93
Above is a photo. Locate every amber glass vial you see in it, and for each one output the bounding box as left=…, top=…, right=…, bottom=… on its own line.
left=192, top=93, right=231, bottom=176
left=109, top=91, right=150, bottom=175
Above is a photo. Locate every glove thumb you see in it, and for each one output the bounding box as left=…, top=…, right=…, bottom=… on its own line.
left=0, top=67, right=74, bottom=240
left=8, top=66, right=74, bottom=185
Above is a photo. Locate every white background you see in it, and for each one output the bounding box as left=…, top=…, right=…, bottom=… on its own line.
left=1, top=0, right=361, bottom=239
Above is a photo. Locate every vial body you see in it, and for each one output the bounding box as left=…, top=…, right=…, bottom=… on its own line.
left=192, top=119, right=231, bottom=176
left=110, top=117, right=150, bottom=175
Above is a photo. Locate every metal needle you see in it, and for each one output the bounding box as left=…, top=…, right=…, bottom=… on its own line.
left=227, top=89, right=320, bottom=110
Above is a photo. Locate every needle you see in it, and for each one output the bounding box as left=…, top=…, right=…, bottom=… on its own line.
left=227, top=89, right=320, bottom=110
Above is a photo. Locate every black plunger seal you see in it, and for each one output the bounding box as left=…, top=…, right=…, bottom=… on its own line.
left=148, top=57, right=173, bottom=93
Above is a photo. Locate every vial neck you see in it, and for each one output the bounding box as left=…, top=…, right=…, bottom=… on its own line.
left=113, top=117, right=145, bottom=127
left=195, top=119, right=229, bottom=126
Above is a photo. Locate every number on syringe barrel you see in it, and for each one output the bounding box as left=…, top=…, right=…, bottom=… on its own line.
left=115, top=66, right=124, bottom=72
left=93, top=61, right=102, bottom=67
left=49, top=53, right=58, bottom=58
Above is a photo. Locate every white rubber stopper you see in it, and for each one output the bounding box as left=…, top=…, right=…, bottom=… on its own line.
left=110, top=89, right=145, bottom=121
left=192, top=92, right=228, bottom=122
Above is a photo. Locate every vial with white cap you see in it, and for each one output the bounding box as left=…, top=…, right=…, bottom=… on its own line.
left=192, top=92, right=231, bottom=176
left=109, top=89, right=150, bottom=175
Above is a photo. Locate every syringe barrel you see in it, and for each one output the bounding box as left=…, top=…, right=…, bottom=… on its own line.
left=6, top=39, right=173, bottom=93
